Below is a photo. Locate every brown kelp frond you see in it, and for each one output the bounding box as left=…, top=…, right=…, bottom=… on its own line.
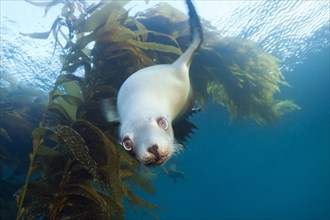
left=127, top=167, right=157, bottom=194
left=71, top=120, right=158, bottom=209
left=17, top=120, right=158, bottom=219
left=191, top=37, right=300, bottom=124
left=125, top=187, right=159, bottom=213
left=64, top=184, right=117, bottom=219
left=44, top=74, right=85, bottom=125
left=72, top=120, right=159, bottom=215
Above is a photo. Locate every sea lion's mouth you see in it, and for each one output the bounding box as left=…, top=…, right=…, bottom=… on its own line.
left=143, top=159, right=167, bottom=167
left=141, top=151, right=170, bottom=166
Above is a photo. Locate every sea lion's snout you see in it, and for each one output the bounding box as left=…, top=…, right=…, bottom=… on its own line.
left=147, top=145, right=161, bottom=162
left=120, top=134, right=172, bottom=165
left=144, top=144, right=170, bottom=166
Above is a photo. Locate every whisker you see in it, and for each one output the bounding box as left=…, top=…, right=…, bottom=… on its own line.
left=171, top=142, right=184, bottom=157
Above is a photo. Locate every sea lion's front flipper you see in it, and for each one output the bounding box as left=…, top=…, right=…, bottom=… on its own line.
left=102, top=98, right=120, bottom=124
left=173, top=118, right=198, bottom=144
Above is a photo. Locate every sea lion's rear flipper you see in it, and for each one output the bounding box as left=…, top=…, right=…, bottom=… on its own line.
left=174, top=0, right=203, bottom=69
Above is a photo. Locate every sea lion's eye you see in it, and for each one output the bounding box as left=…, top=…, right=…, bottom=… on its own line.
left=122, top=137, right=133, bottom=151
left=157, top=117, right=168, bottom=130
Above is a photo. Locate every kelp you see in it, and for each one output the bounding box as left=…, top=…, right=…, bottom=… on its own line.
left=17, top=0, right=300, bottom=219
left=16, top=62, right=158, bottom=218
left=191, top=37, right=300, bottom=124
left=16, top=121, right=158, bottom=219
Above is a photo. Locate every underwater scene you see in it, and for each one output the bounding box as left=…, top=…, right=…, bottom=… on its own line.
left=0, top=0, right=329, bottom=219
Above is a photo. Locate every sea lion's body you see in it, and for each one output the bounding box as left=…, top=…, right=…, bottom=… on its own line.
left=106, top=0, right=202, bottom=165
left=118, top=62, right=194, bottom=125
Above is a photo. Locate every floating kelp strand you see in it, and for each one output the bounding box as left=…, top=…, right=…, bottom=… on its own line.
left=16, top=127, right=49, bottom=220
left=126, top=168, right=156, bottom=194
left=48, top=125, right=103, bottom=187
left=124, top=187, right=159, bottom=213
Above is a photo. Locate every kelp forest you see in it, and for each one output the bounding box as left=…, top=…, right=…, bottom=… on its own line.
left=0, top=0, right=299, bottom=219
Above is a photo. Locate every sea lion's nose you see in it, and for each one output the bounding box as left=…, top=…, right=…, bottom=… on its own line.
left=148, top=145, right=161, bottom=161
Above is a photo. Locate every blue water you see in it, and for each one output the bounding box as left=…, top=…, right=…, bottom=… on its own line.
left=1, top=1, right=329, bottom=219
left=134, top=45, right=329, bottom=220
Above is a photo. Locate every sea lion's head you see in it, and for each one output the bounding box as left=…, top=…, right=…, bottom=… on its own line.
left=119, top=115, right=180, bottom=166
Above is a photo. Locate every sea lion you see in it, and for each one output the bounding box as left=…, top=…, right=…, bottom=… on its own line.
left=105, top=0, right=203, bottom=166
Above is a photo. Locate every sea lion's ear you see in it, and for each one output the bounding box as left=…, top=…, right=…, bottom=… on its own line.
left=102, top=98, right=120, bottom=123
